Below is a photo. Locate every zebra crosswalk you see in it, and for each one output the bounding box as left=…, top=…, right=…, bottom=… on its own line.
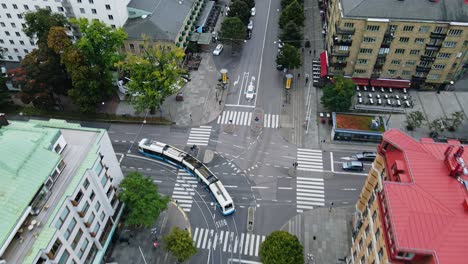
left=171, top=170, right=197, bottom=212
left=296, top=177, right=325, bottom=213
left=297, top=148, right=323, bottom=172
left=192, top=227, right=266, bottom=257
left=217, top=111, right=280, bottom=128
left=187, top=126, right=212, bottom=146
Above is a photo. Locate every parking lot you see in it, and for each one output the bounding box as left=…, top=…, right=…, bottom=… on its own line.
left=354, top=86, right=414, bottom=112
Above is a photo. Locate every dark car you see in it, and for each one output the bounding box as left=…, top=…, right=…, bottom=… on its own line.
left=342, top=161, right=364, bottom=171
left=354, top=151, right=377, bottom=161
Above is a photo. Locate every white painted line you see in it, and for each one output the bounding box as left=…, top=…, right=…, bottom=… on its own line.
left=233, top=111, right=238, bottom=125
left=224, top=104, right=256, bottom=108
left=296, top=177, right=324, bottom=181
left=297, top=196, right=325, bottom=202
left=297, top=185, right=325, bottom=190
left=297, top=181, right=324, bottom=186
left=297, top=168, right=324, bottom=172
left=244, top=233, right=250, bottom=255
left=247, top=112, right=252, bottom=125
left=297, top=200, right=325, bottom=206
left=219, top=231, right=224, bottom=249
left=297, top=192, right=325, bottom=198
left=202, top=228, right=209, bottom=249
left=255, top=235, right=261, bottom=256
left=297, top=204, right=314, bottom=209
left=249, top=233, right=255, bottom=256
left=233, top=236, right=239, bottom=254
left=224, top=185, right=238, bottom=188
left=251, top=186, right=269, bottom=189
left=343, top=188, right=357, bottom=191
left=206, top=230, right=214, bottom=249
left=153, top=180, right=162, bottom=183
left=200, top=125, right=212, bottom=129
left=228, top=258, right=262, bottom=264
left=223, top=231, right=230, bottom=252
left=217, top=115, right=221, bottom=124
left=275, top=115, right=279, bottom=128
left=196, top=229, right=204, bottom=248
left=296, top=189, right=324, bottom=194
left=298, top=148, right=322, bottom=153
left=213, top=232, right=219, bottom=250
left=193, top=227, right=199, bottom=242
left=239, top=233, right=245, bottom=254
left=330, top=152, right=335, bottom=172
left=221, top=111, right=228, bottom=124
left=278, top=187, right=293, bottom=190
left=262, top=235, right=265, bottom=243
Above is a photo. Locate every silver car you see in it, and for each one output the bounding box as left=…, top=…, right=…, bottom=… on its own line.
left=342, top=161, right=364, bottom=171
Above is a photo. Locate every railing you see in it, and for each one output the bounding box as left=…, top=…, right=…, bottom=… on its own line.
left=430, top=32, right=447, bottom=39
left=371, top=73, right=381, bottom=78
left=426, top=43, right=441, bottom=51
left=331, top=50, right=350, bottom=56
left=329, top=61, right=347, bottom=67
left=335, top=24, right=355, bottom=35
left=416, top=66, right=431, bottom=73
left=420, top=55, right=436, bottom=62
left=333, top=39, right=353, bottom=46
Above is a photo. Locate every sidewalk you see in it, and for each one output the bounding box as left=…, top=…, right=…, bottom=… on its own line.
left=108, top=201, right=191, bottom=264
left=281, top=206, right=354, bottom=264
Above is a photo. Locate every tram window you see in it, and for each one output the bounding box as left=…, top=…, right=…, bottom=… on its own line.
left=225, top=203, right=233, bottom=210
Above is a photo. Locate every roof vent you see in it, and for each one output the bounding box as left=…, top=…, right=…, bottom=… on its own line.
left=0, top=113, right=9, bottom=127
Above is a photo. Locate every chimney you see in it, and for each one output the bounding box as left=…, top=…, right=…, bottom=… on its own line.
left=0, top=113, right=9, bottom=127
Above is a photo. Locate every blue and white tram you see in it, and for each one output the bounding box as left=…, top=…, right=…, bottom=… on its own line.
left=138, top=139, right=235, bottom=215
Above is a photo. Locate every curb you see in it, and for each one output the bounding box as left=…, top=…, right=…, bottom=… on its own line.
left=23, top=114, right=175, bottom=125
left=170, top=200, right=192, bottom=236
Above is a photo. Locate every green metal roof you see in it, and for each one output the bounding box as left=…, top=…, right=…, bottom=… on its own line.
left=0, top=119, right=105, bottom=263
left=0, top=121, right=61, bottom=248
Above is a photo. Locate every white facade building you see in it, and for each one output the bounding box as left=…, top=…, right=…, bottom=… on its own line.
left=0, top=116, right=125, bottom=264
left=0, top=0, right=130, bottom=62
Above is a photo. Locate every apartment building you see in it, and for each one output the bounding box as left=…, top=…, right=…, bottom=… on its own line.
left=0, top=115, right=124, bottom=264
left=323, top=0, right=468, bottom=90
left=348, top=129, right=468, bottom=264
left=0, top=0, right=130, bottom=62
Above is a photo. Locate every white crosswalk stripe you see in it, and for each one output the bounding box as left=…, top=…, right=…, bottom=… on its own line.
left=192, top=228, right=265, bottom=258
left=171, top=170, right=197, bottom=212
left=296, top=176, right=325, bottom=213
left=217, top=111, right=279, bottom=128
left=296, top=148, right=323, bottom=172
left=187, top=126, right=212, bottom=146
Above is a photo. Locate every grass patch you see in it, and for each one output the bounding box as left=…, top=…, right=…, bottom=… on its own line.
left=335, top=113, right=385, bottom=132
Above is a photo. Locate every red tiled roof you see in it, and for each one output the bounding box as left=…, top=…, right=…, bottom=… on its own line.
left=381, top=129, right=468, bottom=264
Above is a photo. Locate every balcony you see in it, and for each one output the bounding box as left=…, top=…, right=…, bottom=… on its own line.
left=331, top=50, right=350, bottom=57
left=384, top=30, right=395, bottom=37
left=90, top=232, right=96, bottom=238
left=426, top=43, right=442, bottom=51
left=412, top=75, right=427, bottom=82
left=333, top=39, right=353, bottom=46
left=430, top=32, right=447, bottom=39
left=371, top=73, right=381, bottom=78
left=329, top=69, right=345, bottom=75
left=374, top=62, right=384, bottom=69
left=335, top=24, right=355, bottom=35
left=416, top=66, right=431, bottom=73
left=71, top=200, right=78, bottom=207
left=377, top=53, right=387, bottom=58
left=329, top=61, right=347, bottom=67
left=78, top=211, right=86, bottom=218
left=420, top=55, right=436, bottom=62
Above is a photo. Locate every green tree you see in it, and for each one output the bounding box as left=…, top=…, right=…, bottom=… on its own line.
left=227, top=0, right=251, bottom=25
left=276, top=44, right=302, bottom=70
left=447, top=111, right=465, bottom=132
left=23, top=8, right=69, bottom=45
left=219, top=17, right=247, bottom=47
left=281, top=0, right=304, bottom=9
left=119, top=172, right=169, bottom=228
left=116, top=43, right=186, bottom=113
left=405, top=111, right=426, bottom=131
left=241, top=0, right=256, bottom=9
left=428, top=118, right=447, bottom=138
left=0, top=48, right=10, bottom=108
left=280, top=21, right=303, bottom=48
left=260, top=231, right=304, bottom=264
left=321, top=75, right=356, bottom=112
left=164, top=227, right=197, bottom=263
left=279, top=0, right=305, bottom=29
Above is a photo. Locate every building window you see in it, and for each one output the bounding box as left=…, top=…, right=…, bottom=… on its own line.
left=81, top=201, right=90, bottom=215
left=360, top=256, right=365, bottom=264
left=363, top=36, right=376, bottom=43
left=11, top=23, right=16, bottom=28
left=358, top=238, right=363, bottom=250
left=419, top=26, right=429, bottom=32
left=399, top=37, right=409, bottom=43
left=80, top=8, right=85, bottom=14
left=108, top=15, right=114, bottom=20
left=93, top=222, right=101, bottom=234
left=95, top=201, right=101, bottom=211
left=90, top=190, right=95, bottom=201
left=74, top=190, right=84, bottom=204
left=415, top=38, right=425, bottom=44
left=427, top=74, right=441, bottom=80
left=95, top=161, right=103, bottom=175
left=49, top=239, right=62, bottom=259
left=378, top=248, right=384, bottom=258
left=409, top=50, right=420, bottom=55
left=357, top=59, right=368, bottom=65
left=89, top=0, right=94, bottom=3
left=58, top=6, right=64, bottom=12
left=402, top=70, right=411, bottom=75
left=71, top=229, right=83, bottom=249
left=438, top=53, right=451, bottom=59
left=6, top=13, right=11, bottom=18
left=83, top=178, right=90, bottom=189
left=432, top=64, right=445, bottom=70
left=367, top=242, right=373, bottom=256
left=360, top=48, right=373, bottom=54
left=395, top=48, right=405, bottom=54
left=23, top=49, right=28, bottom=53
left=64, top=218, right=77, bottom=240
left=354, top=69, right=367, bottom=74
left=1, top=3, right=6, bottom=8
left=5, top=31, right=10, bottom=36
left=443, top=41, right=456, bottom=48
left=78, top=0, right=82, bottom=2
left=402, top=25, right=414, bottom=32
left=24, top=4, right=29, bottom=10
left=0, top=22, right=4, bottom=27
left=105, top=4, right=111, bottom=10
left=87, top=212, right=95, bottom=225
left=17, top=14, right=23, bottom=18
left=366, top=25, right=380, bottom=32
left=375, top=228, right=381, bottom=239
left=55, top=207, right=70, bottom=229
left=15, top=32, right=20, bottom=37
left=78, top=238, right=89, bottom=259
left=100, top=211, right=106, bottom=221
left=13, top=48, right=19, bottom=53
left=365, top=225, right=370, bottom=237
left=391, top=60, right=400, bottom=65
left=101, top=175, right=109, bottom=187
left=91, top=8, right=96, bottom=14
left=13, top=4, right=18, bottom=9
left=405, top=60, right=416, bottom=66
left=387, top=69, right=397, bottom=75
left=448, top=29, right=463, bottom=36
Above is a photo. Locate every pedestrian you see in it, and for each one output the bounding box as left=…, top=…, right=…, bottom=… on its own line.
left=305, top=73, right=309, bottom=84
left=219, top=100, right=222, bottom=105
left=309, top=50, right=312, bottom=55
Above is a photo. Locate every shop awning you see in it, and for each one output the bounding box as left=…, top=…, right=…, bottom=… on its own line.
left=320, top=51, right=328, bottom=77
left=351, top=77, right=370, bottom=86
left=370, top=78, right=410, bottom=89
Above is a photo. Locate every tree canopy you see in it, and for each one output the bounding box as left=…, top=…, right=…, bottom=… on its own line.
left=260, top=231, right=304, bottom=264
left=119, top=172, right=169, bottom=228
left=163, top=227, right=197, bottom=263
left=279, top=0, right=305, bottom=29
left=116, top=44, right=186, bottom=113
left=219, top=17, right=247, bottom=46
left=23, top=8, right=69, bottom=45
left=320, top=75, right=356, bottom=112
left=227, top=0, right=251, bottom=25
left=241, top=0, right=256, bottom=9
left=281, top=0, right=304, bottom=9
left=276, top=44, right=302, bottom=70
left=280, top=21, right=303, bottom=48
left=405, top=111, right=426, bottom=131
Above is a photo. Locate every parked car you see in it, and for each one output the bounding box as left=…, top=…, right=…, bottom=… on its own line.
left=213, top=44, right=223, bottom=56
left=342, top=161, right=364, bottom=171
left=248, top=20, right=254, bottom=30
left=354, top=152, right=377, bottom=161
left=251, top=7, right=256, bottom=16
left=245, top=83, right=255, bottom=100
left=278, top=40, right=284, bottom=49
